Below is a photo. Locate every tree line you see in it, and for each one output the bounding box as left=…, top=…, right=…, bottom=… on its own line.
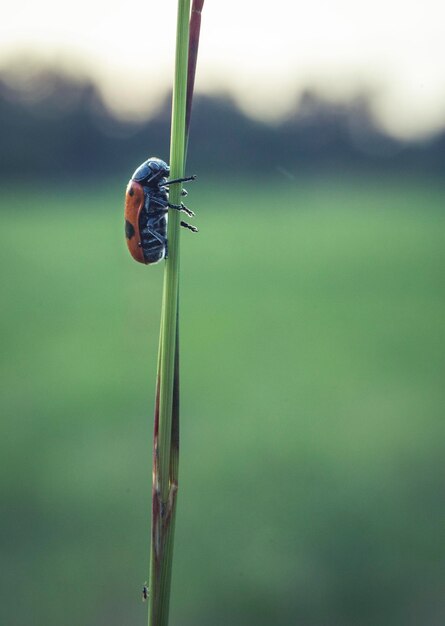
left=0, top=67, right=444, bottom=181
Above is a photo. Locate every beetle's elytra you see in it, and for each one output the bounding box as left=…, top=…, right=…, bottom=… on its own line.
left=124, top=157, right=197, bottom=265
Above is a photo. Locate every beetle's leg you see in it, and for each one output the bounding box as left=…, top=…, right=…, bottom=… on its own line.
left=153, top=197, right=193, bottom=217
left=163, top=175, right=196, bottom=186
left=161, top=186, right=189, bottom=196
left=159, top=186, right=188, bottom=196
left=168, top=202, right=195, bottom=218
left=180, top=220, right=198, bottom=233
left=142, top=227, right=167, bottom=246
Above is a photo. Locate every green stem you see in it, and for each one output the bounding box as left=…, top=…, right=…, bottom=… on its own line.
left=148, top=1, right=190, bottom=625
left=158, top=0, right=190, bottom=499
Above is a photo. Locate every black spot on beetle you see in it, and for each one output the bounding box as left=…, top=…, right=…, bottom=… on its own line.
left=128, top=186, right=135, bottom=197
left=125, top=220, right=135, bottom=240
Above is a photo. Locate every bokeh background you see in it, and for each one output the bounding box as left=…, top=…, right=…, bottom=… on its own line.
left=1, top=2, right=444, bottom=625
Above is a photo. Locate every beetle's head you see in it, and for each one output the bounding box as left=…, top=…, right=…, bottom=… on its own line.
left=132, top=157, right=169, bottom=185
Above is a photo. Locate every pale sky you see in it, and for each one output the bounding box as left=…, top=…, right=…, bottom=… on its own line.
left=1, top=0, right=445, bottom=138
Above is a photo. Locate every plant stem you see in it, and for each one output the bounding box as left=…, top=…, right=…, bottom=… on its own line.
left=148, top=1, right=190, bottom=625
left=148, top=1, right=204, bottom=624
left=186, top=0, right=205, bottom=142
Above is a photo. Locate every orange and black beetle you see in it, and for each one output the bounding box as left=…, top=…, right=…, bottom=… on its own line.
left=124, top=157, right=197, bottom=265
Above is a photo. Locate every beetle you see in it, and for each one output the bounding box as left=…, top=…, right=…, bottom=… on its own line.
left=124, top=157, right=197, bottom=264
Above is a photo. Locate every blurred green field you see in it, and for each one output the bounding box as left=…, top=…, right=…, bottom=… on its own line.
left=1, top=177, right=444, bottom=626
